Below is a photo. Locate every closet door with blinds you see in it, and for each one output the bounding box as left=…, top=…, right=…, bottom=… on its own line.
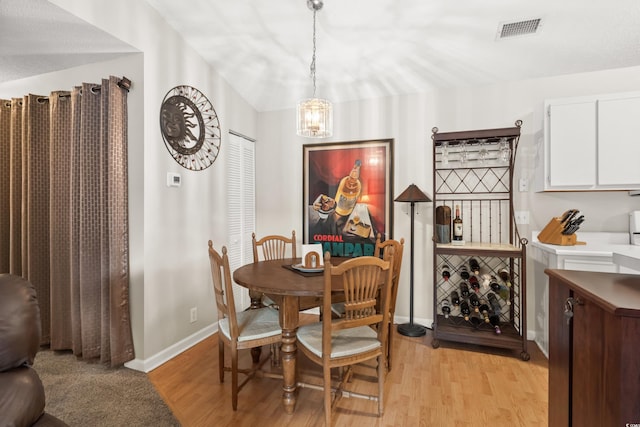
left=226, top=132, right=255, bottom=310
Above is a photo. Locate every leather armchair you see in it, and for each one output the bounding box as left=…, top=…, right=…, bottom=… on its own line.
left=0, top=274, right=67, bottom=426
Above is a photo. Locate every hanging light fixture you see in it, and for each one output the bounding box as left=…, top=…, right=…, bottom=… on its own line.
left=297, top=0, right=333, bottom=138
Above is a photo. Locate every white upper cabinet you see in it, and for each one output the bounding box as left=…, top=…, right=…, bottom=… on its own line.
left=538, top=91, right=640, bottom=191
left=547, top=100, right=596, bottom=189
left=597, top=95, right=640, bottom=187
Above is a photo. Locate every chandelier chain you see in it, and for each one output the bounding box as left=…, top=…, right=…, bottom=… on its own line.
left=310, top=9, right=317, bottom=97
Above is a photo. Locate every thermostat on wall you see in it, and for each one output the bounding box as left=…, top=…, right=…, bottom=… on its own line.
left=167, top=172, right=182, bottom=187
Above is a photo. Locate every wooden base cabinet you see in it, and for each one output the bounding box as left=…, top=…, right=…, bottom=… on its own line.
left=546, top=269, right=640, bottom=427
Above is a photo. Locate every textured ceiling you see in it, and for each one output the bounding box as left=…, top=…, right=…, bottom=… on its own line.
left=0, top=0, right=138, bottom=85
left=2, top=0, right=640, bottom=112
left=145, top=0, right=640, bottom=111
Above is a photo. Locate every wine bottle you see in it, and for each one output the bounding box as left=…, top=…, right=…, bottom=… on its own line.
left=442, top=264, right=451, bottom=282
left=469, top=275, right=480, bottom=293
left=489, top=314, right=502, bottom=334
left=460, top=281, right=470, bottom=298
left=469, top=258, right=480, bottom=275
left=450, top=290, right=460, bottom=307
left=334, top=160, right=362, bottom=216
left=452, top=205, right=463, bottom=241
left=479, top=303, right=490, bottom=323
left=490, top=280, right=511, bottom=305
left=459, top=266, right=470, bottom=280
left=487, top=294, right=503, bottom=333
left=487, top=292, right=502, bottom=316
left=499, top=268, right=512, bottom=288
left=490, top=280, right=501, bottom=293
left=469, top=293, right=480, bottom=312
left=460, top=300, right=471, bottom=321
left=469, top=311, right=482, bottom=325
left=441, top=299, right=452, bottom=318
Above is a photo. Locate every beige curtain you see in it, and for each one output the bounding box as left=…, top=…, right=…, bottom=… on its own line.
left=0, top=76, right=134, bottom=367
left=0, top=100, right=9, bottom=273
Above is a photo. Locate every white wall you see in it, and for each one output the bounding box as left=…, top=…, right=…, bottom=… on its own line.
left=257, top=66, right=640, bottom=337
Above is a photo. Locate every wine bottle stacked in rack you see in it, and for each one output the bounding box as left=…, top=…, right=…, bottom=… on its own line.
left=438, top=257, right=513, bottom=334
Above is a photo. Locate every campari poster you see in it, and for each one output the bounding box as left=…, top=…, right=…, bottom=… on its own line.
left=302, top=139, right=393, bottom=258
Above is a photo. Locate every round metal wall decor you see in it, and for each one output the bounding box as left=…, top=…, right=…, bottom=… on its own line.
left=159, top=85, right=221, bottom=171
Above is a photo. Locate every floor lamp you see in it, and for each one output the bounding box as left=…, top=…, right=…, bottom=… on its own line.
left=394, top=183, right=432, bottom=337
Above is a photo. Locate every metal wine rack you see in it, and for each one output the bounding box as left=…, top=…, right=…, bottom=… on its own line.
left=431, top=120, right=530, bottom=361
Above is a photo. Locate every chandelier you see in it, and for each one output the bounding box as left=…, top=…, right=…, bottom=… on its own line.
left=296, top=0, right=333, bottom=138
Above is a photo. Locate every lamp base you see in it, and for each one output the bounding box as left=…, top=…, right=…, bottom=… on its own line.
left=397, top=322, right=427, bottom=337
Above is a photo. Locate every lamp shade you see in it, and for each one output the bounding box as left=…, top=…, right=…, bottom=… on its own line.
left=394, top=184, right=431, bottom=203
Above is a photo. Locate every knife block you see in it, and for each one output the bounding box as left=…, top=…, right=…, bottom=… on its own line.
left=537, top=217, right=585, bottom=246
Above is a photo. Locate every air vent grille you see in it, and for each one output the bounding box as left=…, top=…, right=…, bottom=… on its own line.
left=498, top=18, right=542, bottom=39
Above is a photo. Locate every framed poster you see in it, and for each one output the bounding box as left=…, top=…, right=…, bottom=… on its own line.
left=303, top=139, right=393, bottom=257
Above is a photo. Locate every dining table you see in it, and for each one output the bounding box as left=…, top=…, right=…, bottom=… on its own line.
left=232, top=257, right=347, bottom=415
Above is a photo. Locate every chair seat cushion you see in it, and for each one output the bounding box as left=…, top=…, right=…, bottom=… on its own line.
left=219, top=307, right=281, bottom=342
left=296, top=322, right=381, bottom=359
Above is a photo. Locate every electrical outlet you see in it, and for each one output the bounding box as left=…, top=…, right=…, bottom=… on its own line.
left=190, top=307, right=197, bottom=323
left=515, top=211, right=530, bottom=225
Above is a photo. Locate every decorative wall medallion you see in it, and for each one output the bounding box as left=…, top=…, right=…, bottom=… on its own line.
left=159, top=85, right=221, bottom=171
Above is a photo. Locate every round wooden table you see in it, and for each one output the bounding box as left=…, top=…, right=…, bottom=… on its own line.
left=233, top=257, right=345, bottom=414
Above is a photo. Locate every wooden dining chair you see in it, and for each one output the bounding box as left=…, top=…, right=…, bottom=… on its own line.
left=296, top=250, right=395, bottom=426
left=375, top=235, right=404, bottom=371
left=252, top=230, right=297, bottom=263
left=251, top=231, right=297, bottom=365
left=207, top=240, right=282, bottom=411
left=330, top=234, right=405, bottom=371
left=250, top=230, right=297, bottom=307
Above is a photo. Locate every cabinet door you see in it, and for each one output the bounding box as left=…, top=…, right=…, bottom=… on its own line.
left=547, top=101, right=597, bottom=188
left=571, top=292, right=605, bottom=426
left=548, top=277, right=571, bottom=427
left=597, top=95, right=640, bottom=187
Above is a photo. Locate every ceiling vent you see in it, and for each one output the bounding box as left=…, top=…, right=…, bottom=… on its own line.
left=497, top=18, right=542, bottom=39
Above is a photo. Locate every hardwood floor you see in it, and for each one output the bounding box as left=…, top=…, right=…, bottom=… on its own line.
left=148, top=316, right=548, bottom=427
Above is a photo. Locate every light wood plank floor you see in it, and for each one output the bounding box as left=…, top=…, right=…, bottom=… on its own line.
left=149, top=316, right=548, bottom=427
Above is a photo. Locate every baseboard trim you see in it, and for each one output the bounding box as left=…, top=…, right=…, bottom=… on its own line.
left=392, top=315, right=432, bottom=330
left=124, top=314, right=542, bottom=373
left=125, top=323, right=218, bottom=373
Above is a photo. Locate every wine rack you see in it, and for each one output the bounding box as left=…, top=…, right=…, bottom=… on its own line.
left=431, top=121, right=530, bottom=361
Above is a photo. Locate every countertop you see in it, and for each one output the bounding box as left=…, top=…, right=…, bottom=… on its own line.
left=545, top=269, right=640, bottom=316
left=532, top=231, right=640, bottom=272
left=532, top=231, right=631, bottom=256
left=612, top=245, right=640, bottom=272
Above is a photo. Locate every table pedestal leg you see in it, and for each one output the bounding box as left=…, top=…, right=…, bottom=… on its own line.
left=280, top=295, right=299, bottom=414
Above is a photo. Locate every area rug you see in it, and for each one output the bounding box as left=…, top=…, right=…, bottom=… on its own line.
left=35, top=350, right=179, bottom=426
